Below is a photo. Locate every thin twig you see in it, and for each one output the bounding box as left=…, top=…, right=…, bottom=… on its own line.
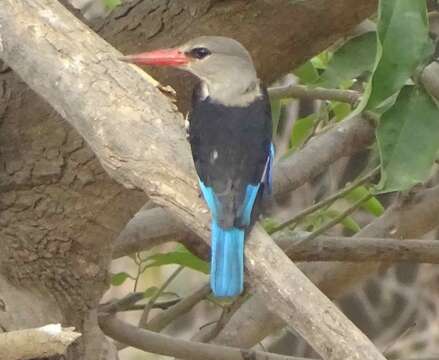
left=133, top=253, right=143, bottom=292
left=146, top=283, right=211, bottom=332
left=299, top=192, right=373, bottom=243
left=197, top=292, right=250, bottom=343
left=268, top=84, right=361, bottom=104
left=139, top=265, right=185, bottom=328
left=99, top=292, right=181, bottom=314
left=119, top=299, right=181, bottom=311
left=383, top=322, right=417, bottom=355
left=116, top=266, right=185, bottom=351
left=100, top=292, right=145, bottom=314
left=270, top=167, right=379, bottom=234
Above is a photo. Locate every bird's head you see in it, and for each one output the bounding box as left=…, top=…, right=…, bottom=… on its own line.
left=120, top=36, right=260, bottom=106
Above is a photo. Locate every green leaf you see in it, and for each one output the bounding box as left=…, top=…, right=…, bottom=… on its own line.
left=294, top=61, right=319, bottom=84
left=143, top=286, right=159, bottom=299
left=104, top=0, right=121, bottom=10
left=345, top=186, right=384, bottom=216
left=366, top=0, right=433, bottom=110
left=330, top=101, right=352, bottom=122
left=111, top=272, right=131, bottom=286
left=339, top=216, right=361, bottom=233
left=261, top=217, right=281, bottom=234
left=146, top=246, right=209, bottom=274
left=325, top=209, right=361, bottom=233
left=290, top=114, right=316, bottom=151
left=311, top=51, right=331, bottom=70
left=376, top=85, right=439, bottom=193
left=319, top=32, right=377, bottom=88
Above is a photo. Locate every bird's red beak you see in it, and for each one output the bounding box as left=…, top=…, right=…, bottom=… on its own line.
left=119, top=48, right=189, bottom=67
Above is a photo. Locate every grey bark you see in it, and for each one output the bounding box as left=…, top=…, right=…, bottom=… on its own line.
left=0, top=324, right=81, bottom=360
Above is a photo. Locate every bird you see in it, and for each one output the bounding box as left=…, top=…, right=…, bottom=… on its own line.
left=120, top=36, right=274, bottom=297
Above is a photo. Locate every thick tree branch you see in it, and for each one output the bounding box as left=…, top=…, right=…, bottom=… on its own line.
left=0, top=324, right=81, bottom=360
left=112, top=204, right=210, bottom=262
left=0, top=1, right=386, bottom=359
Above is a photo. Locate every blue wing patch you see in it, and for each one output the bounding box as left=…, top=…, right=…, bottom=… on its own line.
left=263, top=143, right=275, bottom=194
left=241, top=184, right=261, bottom=226
left=200, top=142, right=274, bottom=227
left=199, top=180, right=220, bottom=220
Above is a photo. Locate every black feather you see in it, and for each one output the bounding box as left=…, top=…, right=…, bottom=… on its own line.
left=188, top=84, right=272, bottom=228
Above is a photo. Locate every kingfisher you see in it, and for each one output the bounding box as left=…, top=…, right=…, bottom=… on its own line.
left=121, top=37, right=274, bottom=297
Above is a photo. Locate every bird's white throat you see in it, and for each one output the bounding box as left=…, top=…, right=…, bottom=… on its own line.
left=200, top=80, right=262, bottom=107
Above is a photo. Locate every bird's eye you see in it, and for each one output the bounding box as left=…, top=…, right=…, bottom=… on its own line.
left=188, top=47, right=211, bottom=60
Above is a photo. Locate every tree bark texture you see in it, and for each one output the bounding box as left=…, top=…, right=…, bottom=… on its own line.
left=0, top=324, right=81, bottom=360
left=0, top=0, right=377, bottom=359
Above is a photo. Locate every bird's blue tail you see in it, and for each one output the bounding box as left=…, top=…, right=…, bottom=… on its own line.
left=210, top=220, right=244, bottom=298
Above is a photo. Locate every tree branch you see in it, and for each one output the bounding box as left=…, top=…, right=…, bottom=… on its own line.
left=138, top=265, right=184, bottom=328
left=274, top=114, right=375, bottom=197
left=281, top=234, right=439, bottom=263
left=268, top=84, right=361, bottom=104
left=270, top=167, right=378, bottom=234
left=300, top=192, right=373, bottom=243
left=113, top=206, right=189, bottom=258
left=99, top=315, right=313, bottom=360
left=0, top=324, right=81, bottom=360
left=146, top=283, right=211, bottom=333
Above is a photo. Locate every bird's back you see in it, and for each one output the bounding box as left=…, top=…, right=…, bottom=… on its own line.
left=188, top=84, right=272, bottom=228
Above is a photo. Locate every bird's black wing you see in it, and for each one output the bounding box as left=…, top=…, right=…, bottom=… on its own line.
left=188, top=85, right=272, bottom=228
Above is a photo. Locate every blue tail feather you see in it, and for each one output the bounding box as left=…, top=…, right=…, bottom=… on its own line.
left=211, top=220, right=244, bottom=297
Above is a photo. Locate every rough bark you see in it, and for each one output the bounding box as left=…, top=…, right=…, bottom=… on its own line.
left=0, top=324, right=81, bottom=360
left=0, top=0, right=377, bottom=358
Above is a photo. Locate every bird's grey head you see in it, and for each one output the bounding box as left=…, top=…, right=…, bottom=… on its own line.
left=120, top=36, right=261, bottom=107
